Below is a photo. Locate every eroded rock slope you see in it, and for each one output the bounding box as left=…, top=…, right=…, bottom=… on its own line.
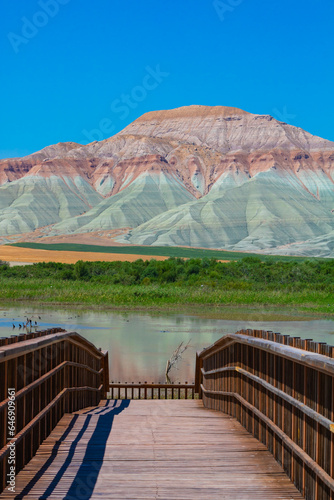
left=1, top=105, right=334, bottom=256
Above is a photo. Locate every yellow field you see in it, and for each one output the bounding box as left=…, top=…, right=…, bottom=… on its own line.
left=0, top=246, right=168, bottom=264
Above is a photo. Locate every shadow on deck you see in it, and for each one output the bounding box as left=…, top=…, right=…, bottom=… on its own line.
left=0, top=400, right=303, bottom=499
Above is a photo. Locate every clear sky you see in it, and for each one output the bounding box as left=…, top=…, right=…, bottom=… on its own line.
left=1, top=0, right=333, bottom=158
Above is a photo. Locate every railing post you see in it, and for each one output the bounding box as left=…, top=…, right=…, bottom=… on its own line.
left=102, top=351, right=109, bottom=399
left=195, top=351, right=203, bottom=398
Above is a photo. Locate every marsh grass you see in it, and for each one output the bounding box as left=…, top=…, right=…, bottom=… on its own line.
left=0, top=257, right=333, bottom=314
left=0, top=278, right=333, bottom=313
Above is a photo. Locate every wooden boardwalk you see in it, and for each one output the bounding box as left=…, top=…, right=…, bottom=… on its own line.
left=1, top=400, right=303, bottom=499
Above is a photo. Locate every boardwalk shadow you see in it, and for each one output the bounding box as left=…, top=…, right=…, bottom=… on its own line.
left=17, top=400, right=130, bottom=500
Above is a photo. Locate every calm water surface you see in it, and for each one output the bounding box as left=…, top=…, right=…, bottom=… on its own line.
left=1, top=305, right=334, bottom=383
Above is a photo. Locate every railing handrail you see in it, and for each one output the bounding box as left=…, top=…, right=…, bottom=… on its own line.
left=0, top=384, right=103, bottom=461
left=0, top=330, right=109, bottom=402
left=198, top=333, right=334, bottom=376
left=0, top=361, right=103, bottom=410
left=0, top=330, right=104, bottom=361
left=198, top=328, right=334, bottom=358
left=0, top=327, right=66, bottom=347
left=200, top=365, right=334, bottom=432
left=200, top=384, right=334, bottom=493
left=196, top=328, right=334, bottom=499
left=0, top=328, right=109, bottom=493
left=109, top=382, right=194, bottom=388
left=240, top=328, right=334, bottom=356
left=109, top=382, right=196, bottom=400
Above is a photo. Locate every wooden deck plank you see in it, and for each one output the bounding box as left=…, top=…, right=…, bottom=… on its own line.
left=0, top=400, right=303, bottom=499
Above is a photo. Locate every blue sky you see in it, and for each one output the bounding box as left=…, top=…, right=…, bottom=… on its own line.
left=1, top=0, right=333, bottom=158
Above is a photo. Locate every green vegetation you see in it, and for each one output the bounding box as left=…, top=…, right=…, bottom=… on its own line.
left=0, top=257, right=333, bottom=314
left=7, top=242, right=313, bottom=261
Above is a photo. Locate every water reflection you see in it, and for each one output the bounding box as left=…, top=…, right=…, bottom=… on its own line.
left=1, top=305, right=334, bottom=383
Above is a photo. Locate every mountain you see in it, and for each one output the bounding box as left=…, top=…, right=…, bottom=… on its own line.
left=1, top=105, right=334, bottom=257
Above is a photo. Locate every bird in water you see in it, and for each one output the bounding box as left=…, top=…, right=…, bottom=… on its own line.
left=12, top=324, right=15, bottom=329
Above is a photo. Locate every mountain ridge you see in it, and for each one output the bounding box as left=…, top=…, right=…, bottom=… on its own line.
left=1, top=105, right=334, bottom=257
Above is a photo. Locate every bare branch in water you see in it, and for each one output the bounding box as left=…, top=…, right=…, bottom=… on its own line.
left=165, top=340, right=191, bottom=383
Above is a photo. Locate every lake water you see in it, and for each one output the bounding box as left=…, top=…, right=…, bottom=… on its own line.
left=1, top=305, right=334, bottom=383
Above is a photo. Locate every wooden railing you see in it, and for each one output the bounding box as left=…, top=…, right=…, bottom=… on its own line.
left=195, top=329, right=334, bottom=500
left=0, top=328, right=67, bottom=347
left=109, top=382, right=195, bottom=400
left=0, top=328, right=109, bottom=493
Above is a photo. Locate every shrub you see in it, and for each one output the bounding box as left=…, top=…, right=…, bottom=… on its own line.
left=74, top=260, right=89, bottom=280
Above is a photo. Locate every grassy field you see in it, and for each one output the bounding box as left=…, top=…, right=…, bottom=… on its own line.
left=0, top=257, right=333, bottom=314
left=0, top=278, right=332, bottom=315
left=8, top=242, right=313, bottom=262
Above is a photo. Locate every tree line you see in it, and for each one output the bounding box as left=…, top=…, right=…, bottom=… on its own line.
left=1, top=257, right=333, bottom=291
